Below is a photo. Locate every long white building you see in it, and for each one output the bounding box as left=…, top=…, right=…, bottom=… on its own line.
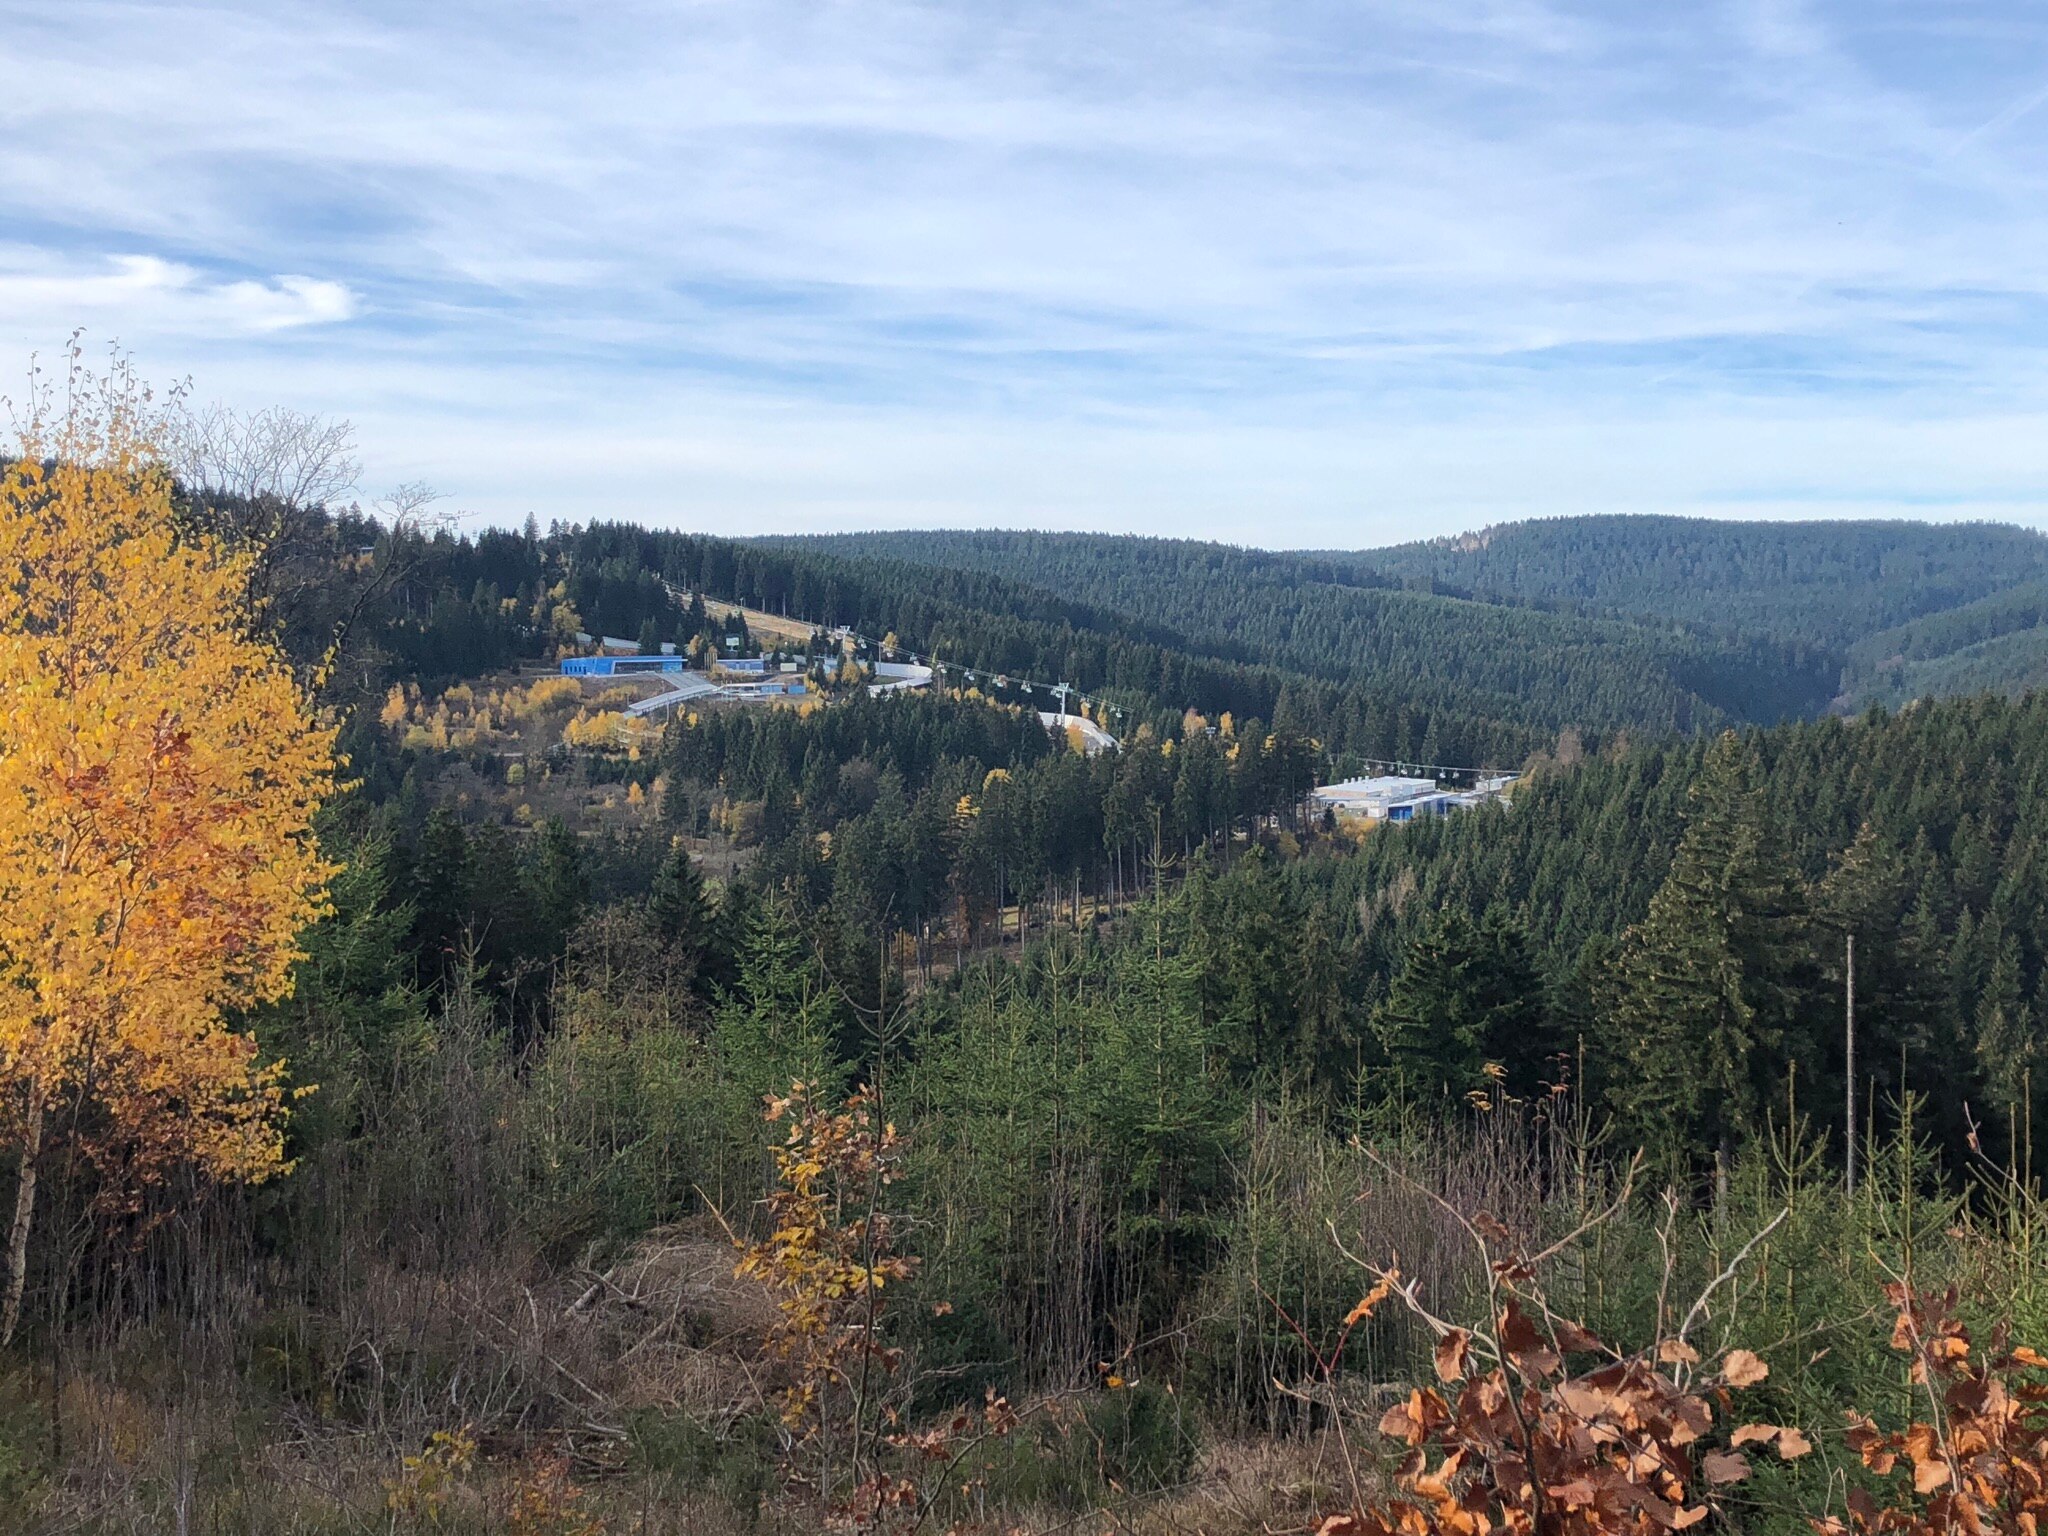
left=1311, top=773, right=1512, bottom=823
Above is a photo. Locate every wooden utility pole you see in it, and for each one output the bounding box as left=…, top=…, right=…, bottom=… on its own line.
left=1845, top=931, right=1858, bottom=1195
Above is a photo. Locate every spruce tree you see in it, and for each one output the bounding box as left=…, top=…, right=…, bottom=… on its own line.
left=1475, top=907, right=1559, bottom=1093
left=1609, top=732, right=1814, bottom=1176
left=708, top=894, right=844, bottom=1198
left=528, top=816, right=589, bottom=941
left=1373, top=906, right=1548, bottom=1102
left=1974, top=924, right=2038, bottom=1156
left=409, top=808, right=473, bottom=991
left=1373, top=915, right=1468, bottom=1099
left=1817, top=822, right=1951, bottom=1150
left=649, top=836, right=713, bottom=977
left=1211, top=850, right=1294, bottom=1082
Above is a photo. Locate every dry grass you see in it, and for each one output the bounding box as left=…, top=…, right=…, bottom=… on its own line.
left=1122, top=1434, right=1367, bottom=1536
left=2, top=1263, right=1378, bottom=1535
left=1, top=1221, right=799, bottom=1534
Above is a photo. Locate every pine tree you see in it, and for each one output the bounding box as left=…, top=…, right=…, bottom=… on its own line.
left=1211, top=850, right=1294, bottom=1082
left=709, top=895, right=843, bottom=1199
left=1817, top=822, right=1951, bottom=1149
left=1289, top=899, right=1357, bottom=1094
left=529, top=816, right=589, bottom=941
left=410, top=808, right=474, bottom=990
left=1083, top=881, right=1237, bottom=1328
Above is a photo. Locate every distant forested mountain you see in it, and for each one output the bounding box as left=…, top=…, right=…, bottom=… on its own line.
left=309, top=509, right=2048, bottom=771
left=1345, top=514, right=2048, bottom=648
left=1350, top=515, right=2048, bottom=710
left=1842, top=577, right=2048, bottom=708
left=316, top=518, right=1578, bottom=767
left=776, top=528, right=1839, bottom=733
left=796, top=518, right=2048, bottom=717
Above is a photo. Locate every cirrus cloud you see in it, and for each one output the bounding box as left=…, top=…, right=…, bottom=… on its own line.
left=1, top=0, right=2047, bottom=540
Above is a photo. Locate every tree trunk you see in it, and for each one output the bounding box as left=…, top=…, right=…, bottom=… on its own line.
left=2, top=1087, right=45, bottom=1348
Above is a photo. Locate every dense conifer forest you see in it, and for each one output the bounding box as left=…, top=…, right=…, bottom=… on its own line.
left=801, top=520, right=2048, bottom=716
left=14, top=474, right=2048, bottom=1533
left=782, top=527, right=1842, bottom=727
left=1347, top=515, right=2048, bottom=648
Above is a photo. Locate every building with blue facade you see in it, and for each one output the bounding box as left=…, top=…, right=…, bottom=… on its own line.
left=560, top=655, right=687, bottom=676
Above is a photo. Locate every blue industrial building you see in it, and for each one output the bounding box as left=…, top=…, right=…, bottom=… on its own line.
left=560, top=655, right=686, bottom=676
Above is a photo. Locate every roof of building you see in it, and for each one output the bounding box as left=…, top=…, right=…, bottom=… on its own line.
left=1038, top=711, right=1120, bottom=754
left=1312, top=775, right=1441, bottom=804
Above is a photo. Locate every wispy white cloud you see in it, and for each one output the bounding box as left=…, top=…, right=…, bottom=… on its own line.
left=0, top=0, right=2045, bottom=539
left=0, top=250, right=355, bottom=335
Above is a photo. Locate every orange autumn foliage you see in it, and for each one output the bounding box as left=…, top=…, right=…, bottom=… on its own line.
left=1310, top=1189, right=2048, bottom=1536
left=1816, top=1283, right=2048, bottom=1536
left=0, top=351, right=334, bottom=1337
left=1325, top=1281, right=2048, bottom=1536
left=1300, top=1182, right=1817, bottom=1536
left=1317, top=1284, right=1800, bottom=1536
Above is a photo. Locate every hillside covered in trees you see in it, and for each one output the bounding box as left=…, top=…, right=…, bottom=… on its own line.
left=324, top=515, right=1823, bottom=774
left=1348, top=514, right=2048, bottom=647
left=802, top=518, right=2048, bottom=717
left=13, top=422, right=2048, bottom=1535
left=781, top=527, right=1840, bottom=730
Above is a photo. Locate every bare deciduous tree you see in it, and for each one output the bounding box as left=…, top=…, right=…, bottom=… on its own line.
left=172, top=402, right=360, bottom=510
left=166, top=402, right=461, bottom=702
left=374, top=479, right=450, bottom=535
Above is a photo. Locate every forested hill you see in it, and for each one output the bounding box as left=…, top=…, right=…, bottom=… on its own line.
left=319, top=511, right=2047, bottom=764
left=348, top=520, right=1561, bottom=764
left=347, top=518, right=1839, bottom=768
left=1842, top=577, right=2048, bottom=709
left=1346, top=514, right=2048, bottom=651
left=771, top=528, right=1838, bottom=731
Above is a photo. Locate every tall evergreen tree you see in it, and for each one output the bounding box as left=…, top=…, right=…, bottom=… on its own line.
left=1816, top=822, right=1953, bottom=1151
left=649, top=836, right=713, bottom=971
left=1975, top=924, right=2039, bottom=1154
left=529, top=816, right=590, bottom=941
left=1208, top=851, right=1295, bottom=1082
left=1372, top=905, right=1549, bottom=1102
left=1609, top=732, right=1815, bottom=1175
left=408, top=808, right=473, bottom=991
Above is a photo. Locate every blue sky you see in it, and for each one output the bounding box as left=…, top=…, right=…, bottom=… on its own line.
left=5, top=0, right=2048, bottom=544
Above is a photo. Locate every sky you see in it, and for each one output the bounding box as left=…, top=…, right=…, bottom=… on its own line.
left=4, top=0, right=2048, bottom=545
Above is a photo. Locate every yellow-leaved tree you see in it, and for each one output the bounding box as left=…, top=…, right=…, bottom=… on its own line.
left=0, top=349, right=335, bottom=1344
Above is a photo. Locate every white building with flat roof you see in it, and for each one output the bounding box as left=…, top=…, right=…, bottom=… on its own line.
left=1311, top=772, right=1518, bottom=824
left=868, top=660, right=933, bottom=695
left=1312, top=775, right=1440, bottom=820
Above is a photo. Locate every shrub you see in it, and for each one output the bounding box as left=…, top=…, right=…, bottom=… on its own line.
left=627, top=1408, right=776, bottom=1522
